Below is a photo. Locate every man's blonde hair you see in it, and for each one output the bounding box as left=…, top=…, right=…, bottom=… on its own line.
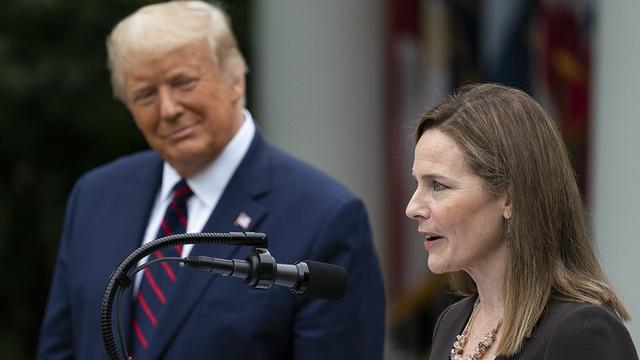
left=106, top=0, right=247, bottom=100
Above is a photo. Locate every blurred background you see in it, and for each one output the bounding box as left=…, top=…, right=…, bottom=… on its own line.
left=1, top=0, right=638, bottom=358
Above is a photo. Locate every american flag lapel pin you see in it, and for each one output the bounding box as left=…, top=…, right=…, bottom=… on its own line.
left=234, top=212, right=252, bottom=230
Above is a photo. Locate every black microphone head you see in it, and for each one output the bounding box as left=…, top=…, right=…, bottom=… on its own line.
left=299, top=261, right=347, bottom=300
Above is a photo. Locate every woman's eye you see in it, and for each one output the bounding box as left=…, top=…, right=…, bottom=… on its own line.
left=433, top=181, right=446, bottom=191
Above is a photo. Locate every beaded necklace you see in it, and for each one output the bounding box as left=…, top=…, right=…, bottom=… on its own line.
left=450, top=299, right=501, bottom=360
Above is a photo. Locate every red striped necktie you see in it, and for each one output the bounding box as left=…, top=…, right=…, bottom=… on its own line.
left=131, top=179, right=193, bottom=355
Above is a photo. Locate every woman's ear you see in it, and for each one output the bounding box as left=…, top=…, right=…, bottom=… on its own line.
left=502, top=187, right=512, bottom=220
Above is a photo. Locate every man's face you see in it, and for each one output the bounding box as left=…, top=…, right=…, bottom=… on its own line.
left=122, top=41, right=245, bottom=177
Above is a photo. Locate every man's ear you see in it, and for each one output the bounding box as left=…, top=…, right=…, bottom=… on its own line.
left=229, top=73, right=245, bottom=102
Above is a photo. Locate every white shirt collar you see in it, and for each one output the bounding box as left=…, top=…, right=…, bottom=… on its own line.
left=160, top=109, right=256, bottom=206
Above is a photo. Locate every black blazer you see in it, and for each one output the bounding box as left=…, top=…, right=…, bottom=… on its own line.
left=430, top=296, right=639, bottom=360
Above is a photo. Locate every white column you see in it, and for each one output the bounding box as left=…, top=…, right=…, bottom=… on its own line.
left=592, top=0, right=640, bottom=345
left=252, top=1, right=386, bottom=265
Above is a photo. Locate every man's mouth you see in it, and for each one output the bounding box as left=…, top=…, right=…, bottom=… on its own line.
left=163, top=123, right=198, bottom=140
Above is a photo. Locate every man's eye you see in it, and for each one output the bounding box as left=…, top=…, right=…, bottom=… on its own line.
left=174, top=77, right=197, bottom=89
left=133, top=90, right=156, bottom=104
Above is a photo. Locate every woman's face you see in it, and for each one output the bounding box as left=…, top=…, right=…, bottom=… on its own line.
left=406, top=128, right=511, bottom=275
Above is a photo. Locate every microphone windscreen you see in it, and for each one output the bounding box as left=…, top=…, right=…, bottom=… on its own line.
left=301, top=261, right=347, bottom=300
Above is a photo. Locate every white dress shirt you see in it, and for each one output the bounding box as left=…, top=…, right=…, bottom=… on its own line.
left=134, top=110, right=256, bottom=291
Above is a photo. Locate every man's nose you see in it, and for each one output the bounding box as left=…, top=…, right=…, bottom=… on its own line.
left=158, top=87, right=183, bottom=120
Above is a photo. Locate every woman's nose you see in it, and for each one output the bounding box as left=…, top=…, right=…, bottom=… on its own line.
left=406, top=190, right=428, bottom=220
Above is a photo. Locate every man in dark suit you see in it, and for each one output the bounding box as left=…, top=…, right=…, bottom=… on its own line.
left=37, top=1, right=385, bottom=359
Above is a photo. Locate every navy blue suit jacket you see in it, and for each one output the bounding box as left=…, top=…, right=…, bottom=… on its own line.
left=38, top=132, right=386, bottom=359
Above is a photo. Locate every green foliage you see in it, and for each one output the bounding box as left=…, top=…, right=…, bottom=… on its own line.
left=0, top=1, right=251, bottom=357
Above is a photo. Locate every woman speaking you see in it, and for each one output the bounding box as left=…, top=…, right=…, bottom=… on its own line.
left=406, top=83, right=638, bottom=360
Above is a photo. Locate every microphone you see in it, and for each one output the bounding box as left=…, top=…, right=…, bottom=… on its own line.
left=185, top=248, right=347, bottom=300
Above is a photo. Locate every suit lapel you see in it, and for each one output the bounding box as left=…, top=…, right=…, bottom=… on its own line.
left=106, top=153, right=163, bottom=353
left=144, top=133, right=270, bottom=360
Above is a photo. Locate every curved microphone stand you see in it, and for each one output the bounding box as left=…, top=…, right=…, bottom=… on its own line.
left=100, top=232, right=267, bottom=360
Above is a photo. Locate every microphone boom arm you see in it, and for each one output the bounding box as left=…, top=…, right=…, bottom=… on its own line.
left=100, top=232, right=346, bottom=360
left=100, top=232, right=267, bottom=360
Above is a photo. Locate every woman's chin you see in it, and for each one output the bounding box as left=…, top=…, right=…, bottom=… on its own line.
left=427, top=259, right=447, bottom=274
